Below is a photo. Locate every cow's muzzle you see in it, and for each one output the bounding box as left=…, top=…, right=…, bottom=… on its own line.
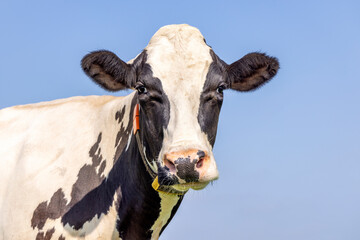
left=162, top=149, right=214, bottom=186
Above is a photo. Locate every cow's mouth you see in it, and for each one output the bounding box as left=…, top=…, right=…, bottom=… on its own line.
left=172, top=181, right=209, bottom=191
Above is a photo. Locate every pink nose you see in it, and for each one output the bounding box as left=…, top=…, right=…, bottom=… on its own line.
left=163, top=149, right=210, bottom=183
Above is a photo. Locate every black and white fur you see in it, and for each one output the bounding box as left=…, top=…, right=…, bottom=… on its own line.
left=0, top=24, right=279, bottom=239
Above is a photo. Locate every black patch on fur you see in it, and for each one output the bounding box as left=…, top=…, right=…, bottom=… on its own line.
left=35, top=227, right=55, bottom=240
left=174, top=157, right=199, bottom=183
left=114, top=106, right=126, bottom=148
left=114, top=105, right=133, bottom=165
left=115, top=106, right=126, bottom=124
left=198, top=50, right=227, bottom=146
left=31, top=189, right=67, bottom=230
left=58, top=235, right=65, bottom=240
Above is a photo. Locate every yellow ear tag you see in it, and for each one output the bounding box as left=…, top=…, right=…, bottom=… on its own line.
left=152, top=176, right=160, bottom=191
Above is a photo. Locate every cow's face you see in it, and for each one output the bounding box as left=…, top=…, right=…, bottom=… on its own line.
left=82, top=24, right=279, bottom=192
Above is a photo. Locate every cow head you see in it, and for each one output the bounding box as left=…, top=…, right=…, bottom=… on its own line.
left=81, top=24, right=279, bottom=193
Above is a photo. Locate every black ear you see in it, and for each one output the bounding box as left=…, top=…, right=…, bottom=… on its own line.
left=227, top=52, right=279, bottom=91
left=81, top=50, right=136, bottom=91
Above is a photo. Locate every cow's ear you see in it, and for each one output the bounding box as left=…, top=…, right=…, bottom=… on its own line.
left=81, top=50, right=136, bottom=91
left=226, top=52, right=279, bottom=91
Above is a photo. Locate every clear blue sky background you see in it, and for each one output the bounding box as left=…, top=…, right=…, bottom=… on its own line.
left=1, top=1, right=359, bottom=239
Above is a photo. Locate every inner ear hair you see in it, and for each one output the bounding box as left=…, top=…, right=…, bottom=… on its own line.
left=81, top=50, right=135, bottom=91
left=227, top=52, right=279, bottom=92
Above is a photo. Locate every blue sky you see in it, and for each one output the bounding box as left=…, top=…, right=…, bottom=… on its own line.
left=1, top=0, right=360, bottom=239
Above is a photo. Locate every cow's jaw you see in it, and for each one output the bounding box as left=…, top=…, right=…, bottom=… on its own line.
left=145, top=24, right=219, bottom=189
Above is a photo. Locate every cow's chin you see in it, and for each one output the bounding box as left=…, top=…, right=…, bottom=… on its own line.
left=172, top=181, right=209, bottom=192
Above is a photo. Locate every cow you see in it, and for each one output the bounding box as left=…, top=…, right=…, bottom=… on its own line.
left=0, top=24, right=279, bottom=239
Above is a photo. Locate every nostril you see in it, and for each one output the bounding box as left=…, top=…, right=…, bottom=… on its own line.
left=196, top=157, right=204, bottom=168
left=164, top=158, right=176, bottom=172
left=197, top=150, right=205, bottom=159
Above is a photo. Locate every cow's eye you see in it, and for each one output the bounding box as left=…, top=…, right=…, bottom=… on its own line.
left=136, top=85, right=148, bottom=94
left=216, top=85, right=225, bottom=94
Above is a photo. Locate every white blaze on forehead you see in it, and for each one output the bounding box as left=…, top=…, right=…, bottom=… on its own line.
left=145, top=24, right=213, bottom=154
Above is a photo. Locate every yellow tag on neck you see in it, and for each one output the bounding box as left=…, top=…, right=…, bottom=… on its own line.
left=152, top=176, right=161, bottom=191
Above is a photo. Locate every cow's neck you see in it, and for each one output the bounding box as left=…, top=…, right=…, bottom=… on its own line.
left=109, top=94, right=185, bottom=239
left=115, top=133, right=184, bottom=239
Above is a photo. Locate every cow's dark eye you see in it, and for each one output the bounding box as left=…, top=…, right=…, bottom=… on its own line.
left=216, top=85, right=225, bottom=94
left=136, top=85, right=148, bottom=94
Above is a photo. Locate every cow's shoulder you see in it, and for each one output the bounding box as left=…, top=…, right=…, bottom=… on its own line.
left=0, top=94, right=135, bottom=238
left=3, top=95, right=119, bottom=111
